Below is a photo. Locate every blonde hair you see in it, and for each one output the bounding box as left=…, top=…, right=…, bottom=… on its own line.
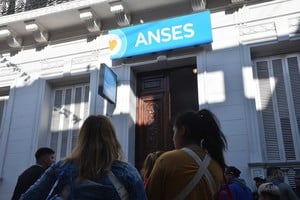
left=141, top=151, right=164, bottom=181
left=65, top=115, right=123, bottom=179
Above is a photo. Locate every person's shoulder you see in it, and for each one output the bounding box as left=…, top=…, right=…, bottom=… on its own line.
left=19, top=165, right=44, bottom=177
left=26, top=165, right=43, bottom=171
left=158, top=149, right=184, bottom=160
left=137, top=150, right=183, bottom=169
left=229, top=180, right=241, bottom=189
left=45, top=160, right=75, bottom=175
left=111, top=161, right=141, bottom=181
left=111, top=160, right=137, bottom=173
left=246, top=186, right=253, bottom=194
left=278, top=182, right=294, bottom=190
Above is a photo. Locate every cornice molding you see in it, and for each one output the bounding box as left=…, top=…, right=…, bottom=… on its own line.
left=79, top=7, right=101, bottom=32
left=108, top=0, right=131, bottom=26
left=289, top=16, right=300, bottom=39
left=191, top=0, right=206, bottom=12
left=239, top=22, right=277, bottom=44
left=0, top=26, right=22, bottom=48
left=239, top=22, right=276, bottom=36
left=25, top=20, right=49, bottom=43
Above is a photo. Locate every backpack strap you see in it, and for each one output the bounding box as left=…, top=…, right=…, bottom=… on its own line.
left=46, top=163, right=73, bottom=200
left=173, top=147, right=215, bottom=200
left=108, top=171, right=129, bottom=200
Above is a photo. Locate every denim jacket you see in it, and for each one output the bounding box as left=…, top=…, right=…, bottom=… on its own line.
left=21, top=160, right=147, bottom=200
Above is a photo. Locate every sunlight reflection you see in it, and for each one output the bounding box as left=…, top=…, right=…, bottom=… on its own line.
left=114, top=84, right=130, bottom=115
left=206, top=71, right=225, bottom=103
left=255, top=76, right=277, bottom=111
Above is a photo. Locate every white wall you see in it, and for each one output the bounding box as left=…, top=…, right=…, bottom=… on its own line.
left=0, top=0, right=299, bottom=197
left=0, top=36, right=113, bottom=198
left=203, top=0, right=300, bottom=187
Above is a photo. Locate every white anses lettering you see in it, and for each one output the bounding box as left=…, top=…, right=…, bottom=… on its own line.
left=135, top=23, right=195, bottom=47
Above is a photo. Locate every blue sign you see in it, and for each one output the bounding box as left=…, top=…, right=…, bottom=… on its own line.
left=108, top=11, right=212, bottom=59
left=98, top=64, right=117, bottom=104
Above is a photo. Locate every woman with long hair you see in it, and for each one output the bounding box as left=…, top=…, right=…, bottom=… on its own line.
left=146, top=109, right=227, bottom=200
left=22, top=115, right=147, bottom=200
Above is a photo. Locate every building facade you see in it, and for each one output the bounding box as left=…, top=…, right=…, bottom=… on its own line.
left=0, top=0, right=300, bottom=198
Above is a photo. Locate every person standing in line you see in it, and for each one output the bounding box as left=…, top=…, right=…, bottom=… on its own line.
left=146, top=109, right=228, bottom=200
left=12, top=147, right=55, bottom=200
left=253, top=175, right=266, bottom=200
left=217, top=179, right=234, bottom=200
left=225, top=166, right=253, bottom=200
left=140, top=151, right=164, bottom=187
left=294, top=171, right=300, bottom=198
left=21, top=115, right=147, bottom=200
left=267, top=167, right=299, bottom=200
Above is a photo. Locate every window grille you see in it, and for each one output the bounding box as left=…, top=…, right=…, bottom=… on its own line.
left=0, top=95, right=9, bottom=137
left=49, top=84, right=89, bottom=160
left=254, top=54, right=300, bottom=161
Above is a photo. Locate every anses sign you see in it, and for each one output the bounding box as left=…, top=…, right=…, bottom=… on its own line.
left=108, top=11, right=212, bottom=59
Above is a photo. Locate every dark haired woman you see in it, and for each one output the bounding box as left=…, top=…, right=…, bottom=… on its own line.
left=22, top=115, right=147, bottom=200
left=146, top=109, right=227, bottom=200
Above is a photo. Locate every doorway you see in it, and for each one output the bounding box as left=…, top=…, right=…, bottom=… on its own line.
left=135, top=65, right=199, bottom=169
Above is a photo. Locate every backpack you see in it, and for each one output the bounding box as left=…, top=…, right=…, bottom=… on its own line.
left=46, top=163, right=128, bottom=200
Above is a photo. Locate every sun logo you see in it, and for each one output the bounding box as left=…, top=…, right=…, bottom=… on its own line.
left=109, top=39, right=117, bottom=51
left=108, top=29, right=127, bottom=59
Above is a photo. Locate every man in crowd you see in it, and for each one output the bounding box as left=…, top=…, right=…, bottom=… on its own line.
left=12, top=147, right=55, bottom=200
left=294, top=171, right=300, bottom=198
left=267, top=167, right=299, bottom=200
left=253, top=175, right=266, bottom=200
left=225, top=166, right=253, bottom=200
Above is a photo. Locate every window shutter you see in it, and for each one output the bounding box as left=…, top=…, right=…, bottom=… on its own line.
left=84, top=85, right=90, bottom=117
left=50, top=84, right=89, bottom=160
left=71, top=87, right=82, bottom=149
left=256, top=61, right=280, bottom=160
left=287, top=57, right=300, bottom=139
left=50, top=90, right=63, bottom=155
left=272, top=59, right=295, bottom=160
left=286, top=169, right=297, bottom=188
left=0, top=98, right=6, bottom=129
left=0, top=96, right=8, bottom=137
left=0, top=99, right=5, bottom=125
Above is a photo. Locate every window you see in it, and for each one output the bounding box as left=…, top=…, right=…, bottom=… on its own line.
left=254, top=54, right=300, bottom=162
left=49, top=84, right=90, bottom=160
left=0, top=87, right=9, bottom=138
left=0, top=95, right=9, bottom=138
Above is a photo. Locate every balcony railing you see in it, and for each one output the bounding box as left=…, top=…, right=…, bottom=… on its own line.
left=0, top=0, right=73, bottom=16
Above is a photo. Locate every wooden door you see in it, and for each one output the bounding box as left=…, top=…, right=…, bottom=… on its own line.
left=135, top=73, right=172, bottom=169
left=135, top=66, right=199, bottom=169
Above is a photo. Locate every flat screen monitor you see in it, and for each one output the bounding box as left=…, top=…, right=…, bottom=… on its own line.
left=98, top=64, right=117, bottom=104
